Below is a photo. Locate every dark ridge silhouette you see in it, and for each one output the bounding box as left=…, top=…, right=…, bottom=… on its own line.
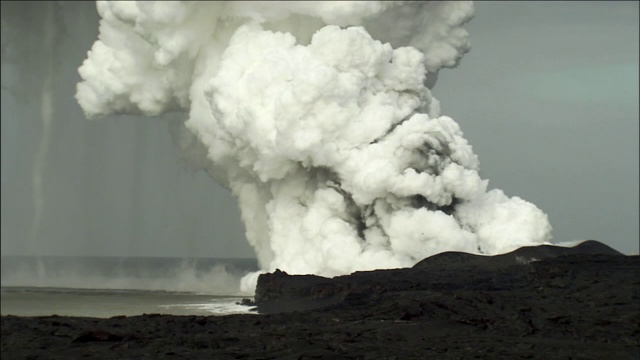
left=413, top=240, right=623, bottom=270
left=504, top=239, right=622, bottom=258
left=253, top=240, right=631, bottom=313
left=411, top=251, right=484, bottom=268
left=569, top=239, right=623, bottom=254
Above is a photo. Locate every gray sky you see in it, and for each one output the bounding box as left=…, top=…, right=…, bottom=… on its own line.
left=436, top=1, right=639, bottom=254
left=1, top=1, right=638, bottom=258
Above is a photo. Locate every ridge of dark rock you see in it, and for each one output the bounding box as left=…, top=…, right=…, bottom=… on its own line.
left=253, top=240, right=631, bottom=314
left=413, top=239, right=622, bottom=270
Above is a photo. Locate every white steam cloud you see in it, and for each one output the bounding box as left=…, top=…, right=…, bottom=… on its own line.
left=76, top=1, right=552, bottom=293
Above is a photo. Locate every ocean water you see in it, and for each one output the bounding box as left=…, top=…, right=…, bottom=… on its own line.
left=0, top=256, right=259, bottom=318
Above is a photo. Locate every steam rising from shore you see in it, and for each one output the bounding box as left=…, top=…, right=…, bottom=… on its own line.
left=76, top=1, right=552, bottom=292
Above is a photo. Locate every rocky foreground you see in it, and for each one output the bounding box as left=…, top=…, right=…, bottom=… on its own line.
left=2, top=241, right=639, bottom=359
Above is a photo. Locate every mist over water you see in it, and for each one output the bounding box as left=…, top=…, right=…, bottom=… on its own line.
left=1, top=255, right=258, bottom=317
left=1, top=255, right=258, bottom=295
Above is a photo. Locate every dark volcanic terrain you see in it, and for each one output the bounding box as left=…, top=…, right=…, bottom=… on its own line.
left=2, top=240, right=639, bottom=359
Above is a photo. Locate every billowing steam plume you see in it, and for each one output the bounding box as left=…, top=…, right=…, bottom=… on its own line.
left=76, top=1, right=552, bottom=293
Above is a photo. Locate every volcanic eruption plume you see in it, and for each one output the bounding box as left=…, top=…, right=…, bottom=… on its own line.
left=76, top=1, right=552, bottom=292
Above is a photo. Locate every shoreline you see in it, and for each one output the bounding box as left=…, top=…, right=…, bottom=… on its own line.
left=2, top=243, right=639, bottom=359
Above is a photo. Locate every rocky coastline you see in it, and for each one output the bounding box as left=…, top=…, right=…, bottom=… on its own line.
left=2, top=240, right=638, bottom=359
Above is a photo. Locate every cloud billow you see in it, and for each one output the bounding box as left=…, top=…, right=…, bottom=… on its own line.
left=76, top=1, right=552, bottom=293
